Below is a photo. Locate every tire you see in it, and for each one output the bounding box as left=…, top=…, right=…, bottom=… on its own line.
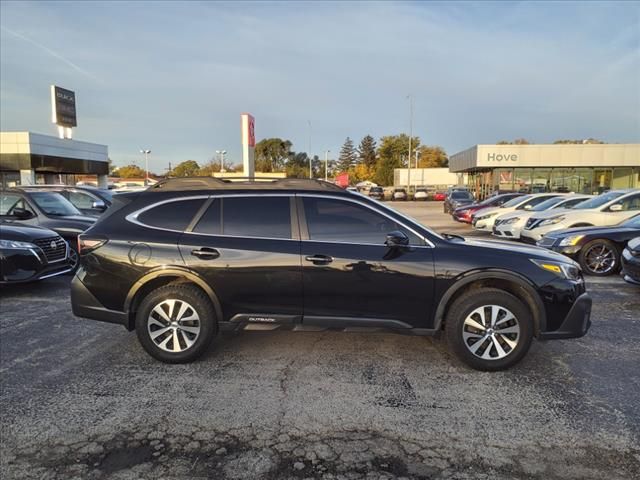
left=445, top=288, right=533, bottom=371
left=67, top=243, right=79, bottom=274
left=135, top=284, right=217, bottom=363
left=578, top=239, right=620, bottom=276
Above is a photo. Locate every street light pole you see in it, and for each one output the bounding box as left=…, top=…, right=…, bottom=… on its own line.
left=216, top=150, right=227, bottom=174
left=407, top=94, right=413, bottom=194
left=324, top=150, right=330, bottom=181
left=308, top=120, right=312, bottom=179
left=140, top=149, right=151, bottom=185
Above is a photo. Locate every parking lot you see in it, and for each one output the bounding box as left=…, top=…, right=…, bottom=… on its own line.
left=1, top=201, right=639, bottom=480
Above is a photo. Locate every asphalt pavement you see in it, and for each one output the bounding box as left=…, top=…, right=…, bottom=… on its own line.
left=1, top=202, right=639, bottom=480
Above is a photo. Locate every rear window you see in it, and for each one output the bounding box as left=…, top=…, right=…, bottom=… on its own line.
left=137, top=198, right=205, bottom=231
left=451, top=191, right=472, bottom=200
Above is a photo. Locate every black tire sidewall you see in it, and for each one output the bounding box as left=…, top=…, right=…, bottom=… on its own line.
left=446, top=289, right=533, bottom=371
left=135, top=284, right=217, bottom=363
left=578, top=239, right=620, bottom=276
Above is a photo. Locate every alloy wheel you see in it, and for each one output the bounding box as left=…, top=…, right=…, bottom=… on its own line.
left=584, top=244, right=616, bottom=274
left=462, top=305, right=520, bottom=360
left=147, top=299, right=201, bottom=352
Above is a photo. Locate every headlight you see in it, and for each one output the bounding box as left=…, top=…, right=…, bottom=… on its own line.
left=538, top=215, right=565, bottom=227
left=502, top=217, right=520, bottom=225
left=530, top=259, right=581, bottom=280
left=478, top=212, right=498, bottom=221
left=0, top=239, right=37, bottom=249
left=559, top=234, right=585, bottom=247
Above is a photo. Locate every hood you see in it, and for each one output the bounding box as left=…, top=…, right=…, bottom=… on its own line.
left=496, top=210, right=535, bottom=221
left=473, top=206, right=501, bottom=218
left=461, top=237, right=575, bottom=263
left=0, top=222, right=60, bottom=241
left=54, top=214, right=97, bottom=225
left=546, top=225, right=639, bottom=238
left=527, top=207, right=574, bottom=221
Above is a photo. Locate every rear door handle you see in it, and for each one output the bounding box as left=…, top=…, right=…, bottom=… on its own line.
left=305, top=254, right=333, bottom=265
left=191, top=247, right=220, bottom=260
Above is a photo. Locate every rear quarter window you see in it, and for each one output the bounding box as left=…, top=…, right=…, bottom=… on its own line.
left=137, top=198, right=205, bottom=231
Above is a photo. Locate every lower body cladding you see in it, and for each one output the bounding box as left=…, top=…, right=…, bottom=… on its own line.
left=492, top=225, right=523, bottom=240
left=71, top=273, right=592, bottom=341
left=0, top=248, right=71, bottom=284
left=621, top=248, right=640, bottom=285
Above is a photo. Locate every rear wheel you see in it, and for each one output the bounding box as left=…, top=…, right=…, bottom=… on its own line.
left=445, top=288, right=533, bottom=371
left=578, top=239, right=620, bottom=276
left=135, top=284, right=217, bottom=363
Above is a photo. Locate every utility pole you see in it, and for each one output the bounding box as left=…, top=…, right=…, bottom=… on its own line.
left=308, top=120, right=312, bottom=179
left=407, top=94, right=413, bottom=194
left=216, top=150, right=227, bottom=173
left=324, top=150, right=330, bottom=182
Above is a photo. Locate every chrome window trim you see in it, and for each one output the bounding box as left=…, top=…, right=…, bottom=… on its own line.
left=126, top=192, right=437, bottom=247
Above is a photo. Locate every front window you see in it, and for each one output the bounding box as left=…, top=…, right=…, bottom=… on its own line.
left=502, top=195, right=531, bottom=208
left=573, top=191, right=625, bottom=210
left=531, top=196, right=566, bottom=211
left=69, top=191, right=97, bottom=209
left=302, top=197, right=421, bottom=245
left=518, top=195, right=559, bottom=210
left=29, top=192, right=81, bottom=216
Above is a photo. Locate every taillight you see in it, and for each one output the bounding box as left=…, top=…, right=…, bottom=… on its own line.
left=78, top=235, right=107, bottom=254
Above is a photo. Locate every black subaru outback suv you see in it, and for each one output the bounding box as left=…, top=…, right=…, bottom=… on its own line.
left=71, top=178, right=591, bottom=370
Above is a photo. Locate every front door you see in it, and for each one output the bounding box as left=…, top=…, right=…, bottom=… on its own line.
left=298, top=196, right=435, bottom=329
left=179, top=195, right=303, bottom=323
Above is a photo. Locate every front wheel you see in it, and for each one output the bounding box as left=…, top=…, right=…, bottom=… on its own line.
left=67, top=243, right=79, bottom=274
left=578, top=239, right=620, bottom=276
left=135, top=284, right=217, bottom=363
left=445, top=288, right=533, bottom=371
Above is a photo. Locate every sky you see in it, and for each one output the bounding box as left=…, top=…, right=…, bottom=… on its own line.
left=1, top=0, right=639, bottom=173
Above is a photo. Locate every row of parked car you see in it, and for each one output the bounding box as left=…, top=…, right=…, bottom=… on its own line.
left=0, top=185, right=114, bottom=284
left=448, top=189, right=640, bottom=282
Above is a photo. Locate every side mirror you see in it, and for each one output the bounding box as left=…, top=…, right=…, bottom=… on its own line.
left=609, top=204, right=623, bottom=212
left=91, top=200, right=106, bottom=210
left=385, top=230, right=409, bottom=248
left=523, top=204, right=533, bottom=210
left=12, top=207, right=34, bottom=219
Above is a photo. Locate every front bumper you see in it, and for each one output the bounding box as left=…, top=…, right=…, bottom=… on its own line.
left=1, top=247, right=71, bottom=284
left=71, top=274, right=129, bottom=328
left=621, top=248, right=640, bottom=285
left=538, top=292, right=592, bottom=340
left=492, top=224, right=523, bottom=239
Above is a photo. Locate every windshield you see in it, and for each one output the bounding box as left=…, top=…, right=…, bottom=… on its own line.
left=30, top=192, right=81, bottom=216
left=531, top=196, right=566, bottom=211
left=370, top=187, right=382, bottom=192
left=502, top=195, right=531, bottom=208
left=96, top=189, right=113, bottom=202
left=452, top=191, right=472, bottom=200
left=573, top=191, right=625, bottom=210
left=621, top=214, right=640, bottom=227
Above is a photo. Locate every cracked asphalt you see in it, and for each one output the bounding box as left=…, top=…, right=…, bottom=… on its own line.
left=1, top=202, right=639, bottom=479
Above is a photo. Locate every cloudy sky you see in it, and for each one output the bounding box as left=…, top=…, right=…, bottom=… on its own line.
left=1, top=1, right=639, bottom=173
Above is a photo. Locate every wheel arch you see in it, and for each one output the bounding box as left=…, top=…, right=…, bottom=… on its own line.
left=124, top=268, right=223, bottom=330
left=434, top=269, right=547, bottom=336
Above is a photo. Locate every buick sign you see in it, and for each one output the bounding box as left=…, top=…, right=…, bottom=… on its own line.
left=50, top=85, right=77, bottom=128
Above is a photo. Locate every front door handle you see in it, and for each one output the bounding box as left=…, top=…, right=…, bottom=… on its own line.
left=191, top=247, right=220, bottom=260
left=305, top=254, right=333, bottom=265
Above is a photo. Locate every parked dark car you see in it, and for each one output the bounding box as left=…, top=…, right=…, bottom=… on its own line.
left=444, top=190, right=474, bottom=214
left=1, top=189, right=96, bottom=271
left=536, top=214, right=640, bottom=276
left=621, top=237, right=640, bottom=285
left=368, top=186, right=384, bottom=201
left=71, top=177, right=591, bottom=371
left=452, top=193, right=524, bottom=223
left=26, top=185, right=113, bottom=216
left=1, top=221, right=71, bottom=283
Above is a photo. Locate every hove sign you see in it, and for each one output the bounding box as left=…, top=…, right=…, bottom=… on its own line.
left=487, top=153, right=518, bottom=162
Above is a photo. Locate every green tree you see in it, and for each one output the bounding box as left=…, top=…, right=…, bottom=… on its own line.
left=358, top=135, right=377, bottom=169
left=417, top=145, right=448, bottom=168
left=337, top=137, right=357, bottom=172
left=197, top=161, right=240, bottom=176
left=553, top=138, right=605, bottom=144
left=170, top=160, right=200, bottom=177
left=496, top=138, right=530, bottom=145
left=117, top=164, right=145, bottom=178
left=255, top=138, right=293, bottom=172
left=374, top=134, right=420, bottom=186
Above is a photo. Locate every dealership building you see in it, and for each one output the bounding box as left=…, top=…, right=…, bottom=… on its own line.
left=0, top=131, right=109, bottom=188
left=449, top=143, right=640, bottom=199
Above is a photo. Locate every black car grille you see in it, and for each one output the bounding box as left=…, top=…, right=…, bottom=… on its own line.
left=33, top=236, right=67, bottom=262
left=525, top=218, right=539, bottom=230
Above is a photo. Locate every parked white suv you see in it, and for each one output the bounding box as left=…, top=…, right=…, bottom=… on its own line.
left=493, top=194, right=591, bottom=240
left=521, top=189, right=640, bottom=243
left=472, top=193, right=561, bottom=232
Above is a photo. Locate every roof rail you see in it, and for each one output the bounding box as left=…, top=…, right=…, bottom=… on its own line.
left=150, top=177, right=344, bottom=191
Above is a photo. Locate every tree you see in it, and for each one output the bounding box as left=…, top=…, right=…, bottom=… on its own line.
left=496, top=138, right=530, bottom=145
left=337, top=137, right=357, bottom=172
left=348, top=163, right=374, bottom=184
left=255, top=138, right=293, bottom=172
left=170, top=160, right=200, bottom=177
left=197, top=161, right=240, bottom=176
left=358, top=135, right=377, bottom=169
left=373, top=134, right=420, bottom=186
left=553, top=138, right=605, bottom=144
left=117, top=164, right=145, bottom=178
left=417, top=145, right=448, bottom=168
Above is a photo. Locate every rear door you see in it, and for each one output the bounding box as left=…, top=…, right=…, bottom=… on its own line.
left=179, top=194, right=303, bottom=324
